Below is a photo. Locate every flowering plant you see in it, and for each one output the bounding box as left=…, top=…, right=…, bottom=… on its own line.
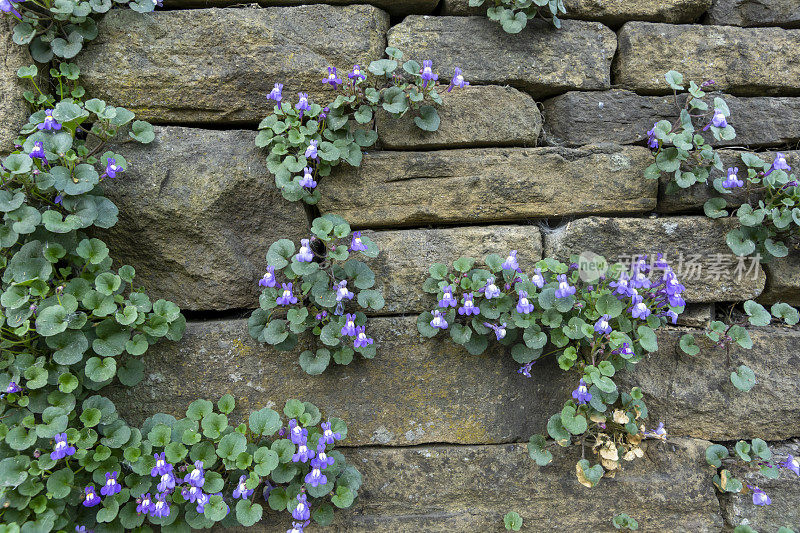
left=645, top=70, right=800, bottom=262
left=6, top=0, right=157, bottom=66
left=705, top=439, right=799, bottom=512
left=256, top=47, right=467, bottom=204
left=679, top=301, right=799, bottom=392
left=417, top=251, right=685, bottom=485
left=248, top=214, right=383, bottom=375
left=467, top=0, right=566, bottom=32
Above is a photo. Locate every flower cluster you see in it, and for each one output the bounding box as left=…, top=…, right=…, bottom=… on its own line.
left=468, top=0, right=567, bottom=32
left=419, top=251, right=683, bottom=485
left=645, top=70, right=800, bottom=263
left=249, top=214, right=383, bottom=374
left=257, top=46, right=467, bottom=204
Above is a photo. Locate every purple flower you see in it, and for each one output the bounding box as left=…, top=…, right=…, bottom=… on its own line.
left=704, top=108, right=728, bottom=131
left=531, top=268, right=545, bottom=289
left=446, top=67, right=468, bottom=92
left=50, top=433, right=75, bottom=461
left=267, top=83, right=283, bottom=103
left=305, top=466, right=327, bottom=487
left=101, top=471, right=121, bottom=496
left=629, top=259, right=652, bottom=289
left=769, top=152, right=791, bottom=174
left=323, top=67, right=342, bottom=89
left=151, top=452, right=172, bottom=477
left=83, top=485, right=101, bottom=507
left=184, top=460, right=204, bottom=488
left=722, top=167, right=743, bottom=189
left=750, top=486, right=771, bottom=506
left=295, top=238, right=314, bottom=263
left=305, top=140, right=319, bottom=160
left=644, top=422, right=667, bottom=440
left=292, top=440, right=315, bottom=463
left=438, top=286, right=458, bottom=308
left=341, top=313, right=357, bottom=336
left=781, top=454, right=800, bottom=476
left=348, top=64, right=366, bottom=83
left=299, top=167, right=316, bottom=189
left=288, top=522, right=306, bottom=533
left=516, top=290, right=534, bottom=314
left=316, top=310, right=328, bottom=321
left=0, top=0, right=22, bottom=18
left=277, top=283, right=298, bottom=306
left=30, top=141, right=47, bottom=162
left=353, top=325, right=373, bottom=349
left=349, top=231, right=368, bottom=252
left=619, top=342, right=634, bottom=358
left=483, top=276, right=501, bottom=299
left=5, top=381, right=20, bottom=394
left=554, top=274, right=576, bottom=299
left=646, top=124, right=659, bottom=150
left=54, top=195, right=63, bottom=206
left=518, top=361, right=536, bottom=378
left=38, top=109, right=62, bottom=131
left=484, top=322, right=506, bottom=340
left=630, top=295, right=651, bottom=320
left=259, top=266, right=276, bottom=288
left=233, top=475, right=254, bottom=499
left=419, top=60, right=438, bottom=88
left=572, top=378, right=592, bottom=405
left=502, top=250, right=519, bottom=271
left=195, top=492, right=210, bottom=514
left=430, top=310, right=448, bottom=329
left=313, top=441, right=335, bottom=469
left=293, top=493, right=311, bottom=521
left=151, top=493, right=170, bottom=518
left=661, top=309, right=679, bottom=324
left=182, top=485, right=203, bottom=504
left=103, top=158, right=122, bottom=179
left=289, top=419, right=308, bottom=445
left=594, top=314, right=611, bottom=335
left=458, top=293, right=480, bottom=316
left=156, top=471, right=175, bottom=493
left=336, top=280, right=353, bottom=302
left=320, top=421, right=342, bottom=445
left=295, top=93, right=310, bottom=117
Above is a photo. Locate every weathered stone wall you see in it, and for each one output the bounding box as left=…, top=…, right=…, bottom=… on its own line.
left=6, top=0, right=798, bottom=530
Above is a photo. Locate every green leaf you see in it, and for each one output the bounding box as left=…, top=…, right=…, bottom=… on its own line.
left=331, top=486, right=355, bottom=508
left=546, top=413, right=570, bottom=446
left=266, top=239, right=295, bottom=269
left=679, top=333, right=700, bottom=356
left=751, top=438, right=771, bottom=460
left=130, top=120, right=155, bottom=143
left=35, top=305, right=69, bottom=336
left=704, top=198, right=728, bottom=219
left=734, top=440, right=751, bottom=462
left=664, top=70, right=684, bottom=90
left=504, top=511, right=523, bottom=531
left=46, top=468, right=74, bottom=499
left=705, top=443, right=729, bottom=467
left=731, top=364, right=756, bottom=392
left=575, top=459, right=603, bottom=488
left=235, top=499, right=262, bottom=527
left=299, top=349, right=331, bottom=375
left=249, top=407, right=281, bottom=436
left=771, top=302, right=799, bottom=326
left=413, top=105, right=440, bottom=132
left=527, top=434, right=553, bottom=466
left=744, top=300, right=770, bottom=326
left=217, top=393, right=235, bottom=414
left=560, top=405, right=588, bottom=435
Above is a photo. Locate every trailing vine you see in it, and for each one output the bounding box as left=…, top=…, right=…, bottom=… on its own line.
left=0, top=3, right=362, bottom=531
left=468, top=0, right=566, bottom=32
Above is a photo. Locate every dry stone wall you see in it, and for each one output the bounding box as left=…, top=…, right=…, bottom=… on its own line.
left=4, top=0, right=797, bottom=529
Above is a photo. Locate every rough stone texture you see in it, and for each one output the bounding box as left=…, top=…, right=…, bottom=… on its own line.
left=629, top=328, right=800, bottom=441
left=542, top=90, right=800, bottom=149
left=722, top=440, right=800, bottom=531
left=708, top=0, right=800, bottom=28
left=377, top=85, right=542, bottom=149
left=760, top=239, right=800, bottom=306
left=113, top=316, right=574, bottom=446
left=99, top=127, right=308, bottom=311
left=331, top=439, right=721, bottom=532
left=443, top=0, right=712, bottom=26
left=614, top=22, right=800, bottom=96
left=387, top=17, right=616, bottom=98
left=657, top=150, right=800, bottom=213
left=0, top=20, right=33, bottom=150
left=543, top=216, right=767, bottom=303
left=318, top=146, right=656, bottom=227
left=76, top=6, right=389, bottom=124
left=164, top=0, right=436, bottom=16
left=678, top=303, right=714, bottom=328
left=365, top=225, right=543, bottom=315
